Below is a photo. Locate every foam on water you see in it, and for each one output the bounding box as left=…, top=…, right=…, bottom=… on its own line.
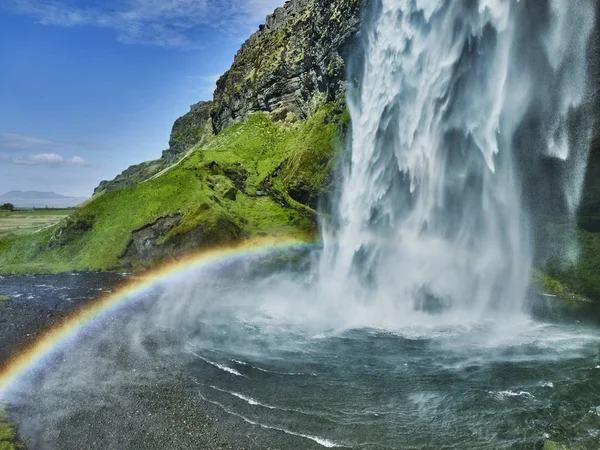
left=209, top=385, right=277, bottom=410
left=490, top=390, right=535, bottom=400
left=197, top=393, right=344, bottom=448
left=230, top=359, right=312, bottom=376
left=189, top=352, right=244, bottom=377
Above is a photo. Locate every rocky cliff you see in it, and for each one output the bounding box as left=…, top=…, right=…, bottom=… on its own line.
left=95, top=0, right=364, bottom=195
left=0, top=0, right=367, bottom=274
left=211, top=0, right=363, bottom=133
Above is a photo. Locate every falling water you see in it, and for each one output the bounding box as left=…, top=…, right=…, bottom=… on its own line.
left=6, top=2, right=600, bottom=448
left=320, top=0, right=595, bottom=320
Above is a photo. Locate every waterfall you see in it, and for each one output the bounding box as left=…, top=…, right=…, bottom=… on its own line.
left=320, top=0, right=595, bottom=320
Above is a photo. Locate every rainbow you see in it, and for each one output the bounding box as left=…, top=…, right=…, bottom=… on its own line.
left=0, top=234, right=318, bottom=399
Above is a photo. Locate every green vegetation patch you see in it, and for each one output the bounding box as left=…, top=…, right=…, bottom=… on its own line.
left=0, top=405, right=24, bottom=450
left=545, top=229, right=600, bottom=304
left=533, top=271, right=591, bottom=306
left=542, top=440, right=587, bottom=450
left=0, top=104, right=345, bottom=274
left=280, top=107, right=349, bottom=209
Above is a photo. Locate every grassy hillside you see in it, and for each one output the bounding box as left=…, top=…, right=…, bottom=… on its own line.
left=1, top=99, right=599, bottom=312
left=0, top=105, right=348, bottom=274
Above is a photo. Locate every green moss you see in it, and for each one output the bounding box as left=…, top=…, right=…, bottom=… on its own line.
left=197, top=112, right=289, bottom=194
left=0, top=405, right=24, bottom=450
left=542, top=440, right=585, bottom=450
left=534, top=271, right=566, bottom=297
left=0, top=104, right=344, bottom=274
left=544, top=229, right=600, bottom=304
left=0, top=296, right=9, bottom=302
left=532, top=270, right=593, bottom=323
left=280, top=105, right=349, bottom=209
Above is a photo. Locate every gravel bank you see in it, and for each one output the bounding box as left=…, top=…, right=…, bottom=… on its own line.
left=0, top=273, right=320, bottom=450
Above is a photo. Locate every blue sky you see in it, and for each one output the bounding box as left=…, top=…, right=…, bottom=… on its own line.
left=0, top=0, right=285, bottom=197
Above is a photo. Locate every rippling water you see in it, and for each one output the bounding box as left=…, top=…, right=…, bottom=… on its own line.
left=184, top=321, right=600, bottom=449
left=4, top=266, right=599, bottom=449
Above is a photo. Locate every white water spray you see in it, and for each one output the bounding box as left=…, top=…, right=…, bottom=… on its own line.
left=320, top=0, right=595, bottom=320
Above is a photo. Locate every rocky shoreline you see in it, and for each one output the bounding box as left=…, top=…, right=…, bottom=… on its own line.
left=0, top=273, right=130, bottom=449
left=0, top=273, right=329, bottom=450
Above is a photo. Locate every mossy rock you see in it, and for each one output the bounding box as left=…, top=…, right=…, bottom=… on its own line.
left=48, top=211, right=96, bottom=248
left=0, top=296, right=9, bottom=302
left=280, top=106, right=349, bottom=209
left=533, top=271, right=591, bottom=306
left=0, top=405, right=24, bottom=450
left=541, top=440, right=583, bottom=450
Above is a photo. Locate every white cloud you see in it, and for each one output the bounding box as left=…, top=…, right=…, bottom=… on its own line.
left=6, top=0, right=287, bottom=49
left=69, top=156, right=87, bottom=166
left=0, top=152, right=89, bottom=167
left=25, top=153, right=65, bottom=165
left=0, top=132, right=74, bottom=150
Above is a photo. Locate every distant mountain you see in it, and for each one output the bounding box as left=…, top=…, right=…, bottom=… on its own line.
left=0, top=191, right=87, bottom=208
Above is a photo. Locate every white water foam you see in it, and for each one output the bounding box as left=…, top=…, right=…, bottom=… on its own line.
left=207, top=385, right=348, bottom=424
left=198, top=393, right=343, bottom=448
left=189, top=351, right=243, bottom=377
left=209, top=385, right=277, bottom=409
left=489, top=390, right=534, bottom=400
left=231, top=359, right=313, bottom=376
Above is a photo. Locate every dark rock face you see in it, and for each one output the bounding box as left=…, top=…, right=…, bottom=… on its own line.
left=211, top=0, right=365, bottom=133
left=168, top=101, right=214, bottom=156
left=122, top=213, right=243, bottom=263
left=123, top=215, right=183, bottom=261
left=579, top=10, right=600, bottom=219
left=206, top=161, right=249, bottom=192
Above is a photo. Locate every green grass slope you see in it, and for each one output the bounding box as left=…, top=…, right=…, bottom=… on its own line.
left=0, top=106, right=347, bottom=274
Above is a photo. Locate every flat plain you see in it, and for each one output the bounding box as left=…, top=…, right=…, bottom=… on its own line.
left=0, top=210, right=71, bottom=236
